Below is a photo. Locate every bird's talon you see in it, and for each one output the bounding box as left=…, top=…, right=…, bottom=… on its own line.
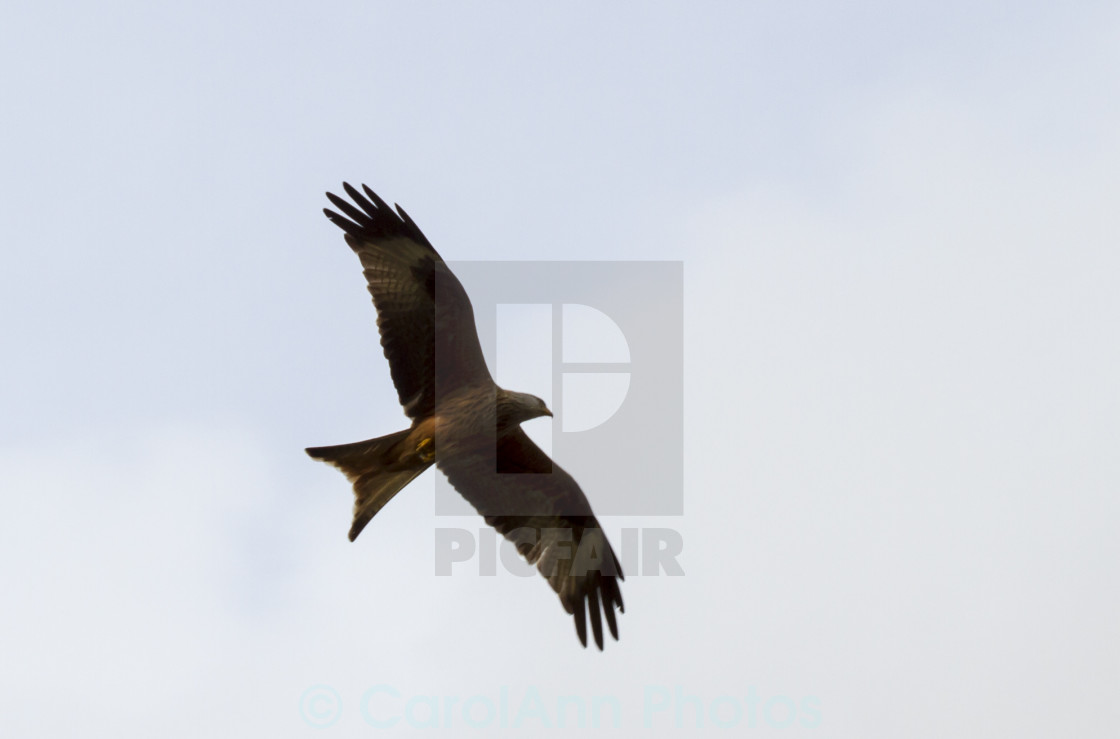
left=417, top=437, right=435, bottom=463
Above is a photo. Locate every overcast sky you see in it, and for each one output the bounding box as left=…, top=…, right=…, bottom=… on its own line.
left=3, top=2, right=1119, bottom=736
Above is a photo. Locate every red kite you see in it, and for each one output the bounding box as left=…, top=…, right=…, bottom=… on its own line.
left=307, top=184, right=623, bottom=649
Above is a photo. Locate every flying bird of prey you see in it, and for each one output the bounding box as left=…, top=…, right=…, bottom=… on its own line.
left=306, top=184, right=624, bottom=649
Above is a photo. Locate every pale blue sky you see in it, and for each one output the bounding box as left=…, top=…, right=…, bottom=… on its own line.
left=3, top=2, right=1119, bottom=736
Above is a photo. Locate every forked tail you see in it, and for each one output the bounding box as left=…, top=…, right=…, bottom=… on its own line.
left=306, top=430, right=431, bottom=541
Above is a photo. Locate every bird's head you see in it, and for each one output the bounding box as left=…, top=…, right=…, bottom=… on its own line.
left=497, top=389, right=553, bottom=427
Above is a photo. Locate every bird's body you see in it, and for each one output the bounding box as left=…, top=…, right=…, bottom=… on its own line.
left=306, top=184, right=624, bottom=649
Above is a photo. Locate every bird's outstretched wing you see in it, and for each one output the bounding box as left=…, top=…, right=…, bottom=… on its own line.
left=323, top=183, right=492, bottom=419
left=437, top=429, right=625, bottom=650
